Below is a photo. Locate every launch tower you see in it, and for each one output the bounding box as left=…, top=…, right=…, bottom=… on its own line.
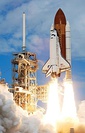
left=11, top=52, right=38, bottom=90
left=11, top=13, right=47, bottom=113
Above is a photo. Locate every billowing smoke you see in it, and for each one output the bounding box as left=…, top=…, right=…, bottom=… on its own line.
left=0, top=84, right=85, bottom=133
left=0, top=84, right=55, bottom=133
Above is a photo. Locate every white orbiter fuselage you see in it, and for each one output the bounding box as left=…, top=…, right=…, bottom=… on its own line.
left=42, top=24, right=70, bottom=78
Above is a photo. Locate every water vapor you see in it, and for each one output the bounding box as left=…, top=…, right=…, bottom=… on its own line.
left=0, top=84, right=55, bottom=133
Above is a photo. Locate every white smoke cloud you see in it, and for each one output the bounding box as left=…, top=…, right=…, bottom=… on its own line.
left=0, top=84, right=20, bottom=133
left=0, top=84, right=55, bottom=133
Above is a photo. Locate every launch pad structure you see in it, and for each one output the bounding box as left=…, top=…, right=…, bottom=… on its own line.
left=9, top=12, right=48, bottom=113
left=11, top=51, right=38, bottom=90
left=11, top=51, right=48, bottom=113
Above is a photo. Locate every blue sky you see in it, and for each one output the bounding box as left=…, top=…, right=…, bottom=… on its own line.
left=0, top=0, right=85, bottom=102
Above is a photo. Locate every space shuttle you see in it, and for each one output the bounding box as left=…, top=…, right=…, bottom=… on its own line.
left=42, top=8, right=71, bottom=78
left=42, top=24, right=70, bottom=78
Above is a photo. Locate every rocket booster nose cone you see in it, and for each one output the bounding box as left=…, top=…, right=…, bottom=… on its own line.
left=66, top=21, right=70, bottom=26
left=66, top=21, right=70, bottom=31
left=66, top=21, right=70, bottom=27
left=50, top=24, right=54, bottom=31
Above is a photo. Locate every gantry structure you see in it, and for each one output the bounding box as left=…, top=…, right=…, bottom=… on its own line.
left=11, top=51, right=38, bottom=90
left=11, top=51, right=38, bottom=112
left=10, top=12, right=48, bottom=113
left=11, top=51, right=48, bottom=113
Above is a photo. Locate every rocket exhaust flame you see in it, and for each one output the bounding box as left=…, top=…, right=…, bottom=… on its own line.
left=44, top=78, right=60, bottom=125
left=43, top=80, right=79, bottom=125
left=62, top=81, right=78, bottom=121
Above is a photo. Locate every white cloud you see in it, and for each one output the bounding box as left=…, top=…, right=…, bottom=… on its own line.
left=27, top=35, right=49, bottom=55
left=0, top=0, right=85, bottom=59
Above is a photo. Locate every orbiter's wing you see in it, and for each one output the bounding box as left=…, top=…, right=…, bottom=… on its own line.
left=42, top=59, right=50, bottom=73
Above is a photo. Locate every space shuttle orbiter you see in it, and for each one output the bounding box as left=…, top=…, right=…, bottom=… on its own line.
left=42, top=24, right=70, bottom=78
left=42, top=9, right=71, bottom=79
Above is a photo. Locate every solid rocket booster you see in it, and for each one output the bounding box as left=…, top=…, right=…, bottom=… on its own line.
left=66, top=21, right=71, bottom=64
left=65, top=21, right=71, bottom=80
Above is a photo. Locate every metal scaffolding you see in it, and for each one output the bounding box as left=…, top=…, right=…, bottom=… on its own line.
left=11, top=51, right=38, bottom=90
left=11, top=51, right=48, bottom=113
